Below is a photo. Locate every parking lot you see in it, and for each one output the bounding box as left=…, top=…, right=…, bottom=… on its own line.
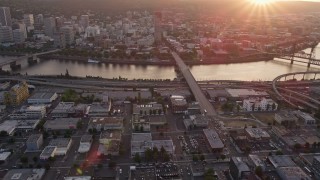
left=155, top=163, right=179, bottom=179
left=178, top=134, right=210, bottom=154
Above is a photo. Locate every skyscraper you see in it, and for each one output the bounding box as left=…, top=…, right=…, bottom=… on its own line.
left=23, top=14, right=34, bottom=27
left=44, top=17, right=56, bottom=38
left=60, top=26, right=74, bottom=45
left=80, top=15, right=89, bottom=28
left=0, top=7, right=12, bottom=27
left=154, top=11, right=162, bottom=44
left=0, top=26, right=13, bottom=43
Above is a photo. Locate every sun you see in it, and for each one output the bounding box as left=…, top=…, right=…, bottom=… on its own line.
left=250, top=0, right=274, bottom=5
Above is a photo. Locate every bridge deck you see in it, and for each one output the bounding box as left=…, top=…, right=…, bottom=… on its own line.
left=171, top=52, right=216, bottom=116
left=0, top=49, right=60, bottom=67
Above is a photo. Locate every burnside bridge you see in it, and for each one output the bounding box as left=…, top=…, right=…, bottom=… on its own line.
left=0, top=49, right=60, bottom=70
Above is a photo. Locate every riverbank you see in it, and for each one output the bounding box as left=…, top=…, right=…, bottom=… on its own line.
left=39, top=54, right=272, bottom=66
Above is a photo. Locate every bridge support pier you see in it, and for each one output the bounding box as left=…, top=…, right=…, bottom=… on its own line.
left=28, top=55, right=38, bottom=65
left=10, top=61, right=21, bottom=70
left=307, top=63, right=311, bottom=68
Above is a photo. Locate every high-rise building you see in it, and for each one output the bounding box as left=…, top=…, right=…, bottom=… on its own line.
left=44, top=17, right=56, bottom=38
left=80, top=15, right=89, bottom=28
left=53, top=32, right=66, bottom=48
left=23, top=14, right=34, bottom=27
left=154, top=11, right=162, bottom=44
left=12, top=23, right=27, bottom=39
left=12, top=29, right=26, bottom=44
left=34, top=14, right=44, bottom=33
left=60, top=26, right=74, bottom=45
left=0, top=26, right=13, bottom=43
left=0, top=7, right=12, bottom=27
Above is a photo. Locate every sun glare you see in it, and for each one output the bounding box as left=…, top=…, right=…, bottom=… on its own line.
left=251, top=0, right=274, bottom=5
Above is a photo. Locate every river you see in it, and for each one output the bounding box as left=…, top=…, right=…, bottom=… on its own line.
left=1, top=44, right=320, bottom=81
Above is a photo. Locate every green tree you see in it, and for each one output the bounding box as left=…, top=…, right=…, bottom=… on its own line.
left=145, top=148, right=153, bottom=162
left=108, top=161, right=117, bottom=169
left=33, top=156, right=38, bottom=163
left=134, top=153, right=141, bottom=163
left=200, top=154, right=205, bottom=161
left=193, top=155, right=199, bottom=161
left=255, top=166, right=263, bottom=178
left=20, top=156, right=28, bottom=164
left=204, top=168, right=215, bottom=180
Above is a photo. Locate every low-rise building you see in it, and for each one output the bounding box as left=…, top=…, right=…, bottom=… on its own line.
left=274, top=111, right=298, bottom=127
left=5, top=81, right=29, bottom=105
left=190, top=161, right=206, bottom=176
left=226, top=89, right=269, bottom=100
left=0, top=120, right=17, bottom=135
left=276, top=166, right=311, bottom=180
left=78, top=135, right=93, bottom=153
left=0, top=81, right=10, bottom=90
left=13, top=105, right=47, bottom=119
left=312, top=156, right=320, bottom=173
left=203, top=129, right=224, bottom=152
left=48, top=138, right=72, bottom=156
left=230, top=157, right=251, bottom=180
left=294, top=111, right=316, bottom=125
left=187, top=102, right=201, bottom=115
left=28, top=92, right=58, bottom=104
left=64, top=176, right=92, bottom=180
left=130, top=132, right=175, bottom=157
left=3, top=169, right=46, bottom=180
left=88, top=117, right=123, bottom=131
left=0, top=151, right=11, bottom=164
left=88, top=102, right=111, bottom=117
left=131, top=133, right=153, bottom=157
left=132, top=115, right=150, bottom=132
left=98, top=130, right=122, bottom=156
left=51, top=102, right=75, bottom=118
left=26, top=134, right=43, bottom=151
left=133, top=103, right=164, bottom=116
left=245, top=128, right=270, bottom=141
left=248, top=154, right=266, bottom=171
left=268, top=155, right=296, bottom=168
left=43, top=118, right=79, bottom=131
left=40, top=146, right=56, bottom=160
left=170, top=95, right=188, bottom=114
left=243, top=97, right=278, bottom=111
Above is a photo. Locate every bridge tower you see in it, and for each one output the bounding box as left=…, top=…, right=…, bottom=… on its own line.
left=307, top=42, right=317, bottom=68
left=290, top=43, right=297, bottom=64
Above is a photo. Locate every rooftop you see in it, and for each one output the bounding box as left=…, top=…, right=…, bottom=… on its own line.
left=44, top=118, right=79, bottom=130
left=29, top=92, right=56, bottom=99
left=268, top=155, right=296, bottom=168
left=277, top=167, right=311, bottom=180
left=49, top=138, right=72, bottom=148
left=152, top=140, right=174, bottom=153
left=245, top=128, right=270, bottom=139
left=0, top=151, right=11, bottom=161
left=40, top=146, right=56, bottom=157
left=89, top=117, right=123, bottom=126
left=226, top=89, right=268, bottom=98
left=80, top=135, right=93, bottom=143
left=64, top=176, right=91, bottom=180
left=131, top=133, right=152, bottom=142
left=27, top=134, right=42, bottom=143
left=231, top=157, right=250, bottom=172
left=100, top=130, right=122, bottom=140
left=3, top=169, right=45, bottom=180
left=203, top=129, right=224, bottom=149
